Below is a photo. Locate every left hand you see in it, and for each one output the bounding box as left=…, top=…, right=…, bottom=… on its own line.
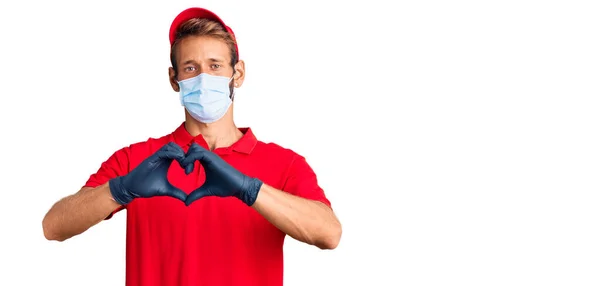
left=181, top=143, right=263, bottom=206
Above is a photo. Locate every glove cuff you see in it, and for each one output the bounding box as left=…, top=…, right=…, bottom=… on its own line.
left=108, top=177, right=133, bottom=205
left=240, top=178, right=263, bottom=206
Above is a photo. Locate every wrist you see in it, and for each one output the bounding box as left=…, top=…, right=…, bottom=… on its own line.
left=240, top=178, right=263, bottom=206
left=108, top=177, right=132, bottom=205
left=98, top=182, right=119, bottom=204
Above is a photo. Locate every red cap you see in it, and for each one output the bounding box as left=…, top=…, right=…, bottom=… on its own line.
left=169, top=7, right=239, bottom=58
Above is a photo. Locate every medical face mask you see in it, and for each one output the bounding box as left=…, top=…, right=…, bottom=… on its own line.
left=177, top=73, right=234, bottom=123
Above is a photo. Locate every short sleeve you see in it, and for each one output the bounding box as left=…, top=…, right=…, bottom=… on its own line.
left=83, top=147, right=131, bottom=219
left=282, top=155, right=331, bottom=207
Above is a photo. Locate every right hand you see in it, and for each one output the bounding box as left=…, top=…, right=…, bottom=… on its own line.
left=108, top=142, right=188, bottom=205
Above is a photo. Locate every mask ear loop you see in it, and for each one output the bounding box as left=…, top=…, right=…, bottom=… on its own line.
left=230, top=71, right=236, bottom=101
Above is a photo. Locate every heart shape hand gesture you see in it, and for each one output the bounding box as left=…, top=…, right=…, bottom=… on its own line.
left=180, top=143, right=263, bottom=206
left=108, top=142, right=263, bottom=206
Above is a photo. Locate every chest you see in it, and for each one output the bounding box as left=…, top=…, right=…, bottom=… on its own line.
left=124, top=156, right=284, bottom=239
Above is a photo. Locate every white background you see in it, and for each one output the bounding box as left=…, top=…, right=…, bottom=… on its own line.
left=0, top=0, right=599, bottom=285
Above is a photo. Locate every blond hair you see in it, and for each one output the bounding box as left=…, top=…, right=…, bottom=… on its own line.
left=170, top=18, right=238, bottom=77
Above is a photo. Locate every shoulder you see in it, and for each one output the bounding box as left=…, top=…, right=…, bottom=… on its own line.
left=129, top=134, right=172, bottom=151
left=253, top=140, right=303, bottom=162
left=251, top=139, right=316, bottom=179
left=84, top=133, right=172, bottom=188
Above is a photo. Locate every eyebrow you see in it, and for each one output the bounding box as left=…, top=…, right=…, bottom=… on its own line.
left=181, top=60, right=194, bottom=66
left=181, top=58, right=225, bottom=65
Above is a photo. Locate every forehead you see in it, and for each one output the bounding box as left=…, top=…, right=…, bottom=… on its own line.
left=174, top=35, right=231, bottom=63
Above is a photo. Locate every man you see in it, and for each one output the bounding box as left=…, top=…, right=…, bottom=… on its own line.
left=42, top=7, right=342, bottom=286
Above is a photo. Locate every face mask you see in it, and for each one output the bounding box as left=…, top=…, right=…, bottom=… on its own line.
left=177, top=73, right=234, bottom=123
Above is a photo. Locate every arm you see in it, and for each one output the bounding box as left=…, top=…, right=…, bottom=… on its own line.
left=42, top=147, right=130, bottom=242
left=182, top=143, right=342, bottom=249
left=42, top=143, right=189, bottom=242
left=251, top=184, right=342, bottom=250
left=42, top=183, right=121, bottom=241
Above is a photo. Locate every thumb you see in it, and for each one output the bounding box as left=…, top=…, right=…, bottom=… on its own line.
left=185, top=185, right=213, bottom=206
left=164, top=183, right=188, bottom=202
left=184, top=162, right=195, bottom=175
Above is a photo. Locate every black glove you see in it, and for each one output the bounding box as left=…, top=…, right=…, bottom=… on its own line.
left=181, top=143, right=263, bottom=206
left=109, top=142, right=188, bottom=205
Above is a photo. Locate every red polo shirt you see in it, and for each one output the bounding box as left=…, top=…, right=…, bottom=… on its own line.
left=83, top=123, right=331, bottom=286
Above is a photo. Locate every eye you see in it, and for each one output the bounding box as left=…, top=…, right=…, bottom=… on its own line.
left=211, top=64, right=221, bottom=69
left=184, top=66, right=196, bottom=72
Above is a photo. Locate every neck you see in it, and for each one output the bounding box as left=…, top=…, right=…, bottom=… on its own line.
left=184, top=108, right=242, bottom=150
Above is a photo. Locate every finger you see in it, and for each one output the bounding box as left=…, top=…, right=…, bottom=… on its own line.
left=180, top=144, right=208, bottom=167
left=165, top=142, right=186, bottom=157
left=162, top=141, right=184, bottom=153
left=188, top=142, right=207, bottom=151
left=155, top=142, right=185, bottom=161
left=187, top=142, right=210, bottom=155
left=157, top=150, right=186, bottom=163
left=180, top=155, right=200, bottom=170
left=185, top=186, right=212, bottom=206
left=165, top=184, right=188, bottom=202
left=184, top=162, right=194, bottom=175
left=176, top=154, right=194, bottom=174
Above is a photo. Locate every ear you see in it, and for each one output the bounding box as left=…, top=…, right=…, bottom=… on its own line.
left=169, top=67, right=179, bottom=92
left=233, top=60, right=245, bottom=88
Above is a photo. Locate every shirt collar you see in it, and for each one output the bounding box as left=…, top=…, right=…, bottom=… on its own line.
left=171, top=122, right=257, bottom=154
